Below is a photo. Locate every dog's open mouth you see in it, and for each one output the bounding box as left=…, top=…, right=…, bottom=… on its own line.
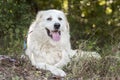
left=45, top=28, right=61, bottom=41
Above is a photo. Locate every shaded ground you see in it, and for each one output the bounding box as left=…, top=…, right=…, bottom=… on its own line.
left=0, top=55, right=55, bottom=80
left=1, top=55, right=120, bottom=80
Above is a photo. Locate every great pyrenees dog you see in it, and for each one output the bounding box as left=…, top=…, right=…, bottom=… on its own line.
left=25, top=9, right=101, bottom=77
left=25, top=9, right=76, bottom=77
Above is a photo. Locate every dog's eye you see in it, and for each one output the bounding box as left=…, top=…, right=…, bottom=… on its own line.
left=47, top=17, right=52, bottom=21
left=58, top=17, right=62, bottom=21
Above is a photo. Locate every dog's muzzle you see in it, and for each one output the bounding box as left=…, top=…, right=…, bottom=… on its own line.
left=45, top=27, right=61, bottom=41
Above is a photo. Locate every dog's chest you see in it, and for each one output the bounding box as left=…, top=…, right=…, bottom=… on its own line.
left=38, top=44, right=63, bottom=65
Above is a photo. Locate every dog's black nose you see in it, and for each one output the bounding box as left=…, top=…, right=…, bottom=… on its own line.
left=54, top=23, right=60, bottom=29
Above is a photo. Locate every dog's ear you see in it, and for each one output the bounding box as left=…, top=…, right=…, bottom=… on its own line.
left=36, top=11, right=44, bottom=21
left=64, top=13, right=70, bottom=32
left=66, top=21, right=70, bottom=32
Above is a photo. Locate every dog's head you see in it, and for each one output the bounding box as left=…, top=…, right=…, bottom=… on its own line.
left=35, top=9, right=69, bottom=42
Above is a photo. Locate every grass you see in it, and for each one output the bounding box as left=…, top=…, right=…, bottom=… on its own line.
left=0, top=42, right=120, bottom=80
left=0, top=49, right=120, bottom=80
left=64, top=55, right=120, bottom=80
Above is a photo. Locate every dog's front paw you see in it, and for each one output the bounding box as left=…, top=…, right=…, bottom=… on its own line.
left=51, top=69, right=66, bottom=77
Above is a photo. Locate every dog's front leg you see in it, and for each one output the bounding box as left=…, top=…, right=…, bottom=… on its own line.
left=55, top=50, right=71, bottom=68
left=35, top=63, right=66, bottom=77
left=69, top=49, right=77, bottom=58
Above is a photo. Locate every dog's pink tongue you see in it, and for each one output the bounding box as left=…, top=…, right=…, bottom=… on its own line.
left=52, top=32, right=60, bottom=41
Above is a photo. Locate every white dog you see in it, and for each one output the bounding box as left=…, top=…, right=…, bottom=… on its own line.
left=25, top=9, right=101, bottom=77
left=25, top=9, right=76, bottom=77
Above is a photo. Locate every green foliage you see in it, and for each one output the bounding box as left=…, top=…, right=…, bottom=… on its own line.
left=68, top=0, right=120, bottom=50
left=0, top=0, right=120, bottom=55
left=0, top=0, right=34, bottom=54
left=33, top=0, right=62, bottom=10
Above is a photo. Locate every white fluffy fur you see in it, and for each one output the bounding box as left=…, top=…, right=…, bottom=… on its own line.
left=25, top=9, right=101, bottom=77
left=25, top=9, right=76, bottom=77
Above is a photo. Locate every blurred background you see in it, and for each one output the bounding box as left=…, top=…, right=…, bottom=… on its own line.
left=0, top=0, right=120, bottom=56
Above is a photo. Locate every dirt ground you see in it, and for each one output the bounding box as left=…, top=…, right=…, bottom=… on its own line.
left=0, top=55, right=62, bottom=80
left=1, top=55, right=120, bottom=80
